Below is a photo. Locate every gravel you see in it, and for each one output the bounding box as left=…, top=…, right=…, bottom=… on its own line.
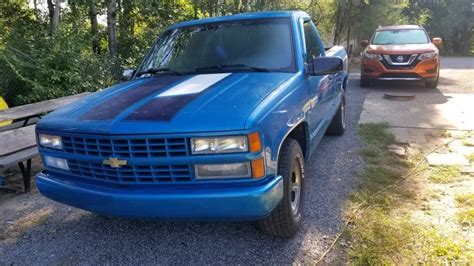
left=0, top=78, right=367, bottom=264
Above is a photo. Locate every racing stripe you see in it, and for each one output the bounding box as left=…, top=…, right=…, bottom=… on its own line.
left=80, top=76, right=184, bottom=120
left=126, top=73, right=231, bottom=121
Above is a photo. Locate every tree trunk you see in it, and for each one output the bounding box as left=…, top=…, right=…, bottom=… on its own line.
left=107, top=0, right=118, bottom=58
left=88, top=0, right=101, bottom=54
left=51, top=0, right=61, bottom=34
left=47, top=0, right=54, bottom=30
left=192, top=0, right=199, bottom=18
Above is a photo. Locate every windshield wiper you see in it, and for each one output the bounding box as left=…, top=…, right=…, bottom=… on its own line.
left=195, top=64, right=272, bottom=73
left=136, top=67, right=184, bottom=77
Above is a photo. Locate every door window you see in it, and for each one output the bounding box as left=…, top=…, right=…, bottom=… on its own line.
left=303, top=21, right=322, bottom=63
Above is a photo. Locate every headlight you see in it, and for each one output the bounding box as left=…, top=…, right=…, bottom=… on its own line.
left=418, top=51, right=437, bottom=60
left=44, top=156, right=69, bottom=171
left=195, top=162, right=251, bottom=179
left=363, top=52, right=383, bottom=61
left=191, top=136, right=248, bottom=154
left=38, top=134, right=63, bottom=149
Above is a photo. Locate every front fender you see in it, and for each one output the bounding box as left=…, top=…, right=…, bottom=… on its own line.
left=245, top=73, right=310, bottom=176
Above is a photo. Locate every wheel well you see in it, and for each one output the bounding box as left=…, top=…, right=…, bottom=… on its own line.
left=287, top=122, right=308, bottom=159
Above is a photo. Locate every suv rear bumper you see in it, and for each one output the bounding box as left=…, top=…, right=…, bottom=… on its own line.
left=36, top=171, right=283, bottom=220
left=361, top=57, right=438, bottom=80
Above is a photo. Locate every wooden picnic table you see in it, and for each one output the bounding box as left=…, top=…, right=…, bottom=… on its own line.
left=0, top=92, right=90, bottom=192
left=0, top=92, right=90, bottom=124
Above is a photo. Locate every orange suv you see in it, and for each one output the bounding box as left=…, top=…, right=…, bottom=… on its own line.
left=360, top=25, right=442, bottom=88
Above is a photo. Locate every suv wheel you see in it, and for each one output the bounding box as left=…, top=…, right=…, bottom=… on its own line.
left=425, top=74, right=439, bottom=88
left=326, top=96, right=346, bottom=135
left=259, top=138, right=304, bottom=238
left=360, top=75, right=370, bottom=87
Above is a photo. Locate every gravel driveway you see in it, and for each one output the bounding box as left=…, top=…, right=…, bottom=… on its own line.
left=0, top=79, right=367, bottom=264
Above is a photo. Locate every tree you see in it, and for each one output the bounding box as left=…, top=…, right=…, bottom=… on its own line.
left=51, top=0, right=61, bottom=34
left=107, top=0, right=118, bottom=57
left=88, top=0, right=101, bottom=54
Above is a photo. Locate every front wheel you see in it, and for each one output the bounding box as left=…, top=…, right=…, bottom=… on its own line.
left=259, top=138, right=305, bottom=238
left=425, top=75, right=439, bottom=88
left=360, top=75, right=371, bottom=87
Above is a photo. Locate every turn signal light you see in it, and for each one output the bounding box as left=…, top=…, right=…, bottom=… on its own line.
left=251, top=158, right=265, bottom=179
left=248, top=132, right=262, bottom=153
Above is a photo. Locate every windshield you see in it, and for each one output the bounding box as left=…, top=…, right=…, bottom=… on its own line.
left=371, top=29, right=429, bottom=45
left=136, top=18, right=295, bottom=76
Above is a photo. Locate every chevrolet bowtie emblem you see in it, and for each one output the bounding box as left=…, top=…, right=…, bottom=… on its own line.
left=103, top=157, right=127, bottom=168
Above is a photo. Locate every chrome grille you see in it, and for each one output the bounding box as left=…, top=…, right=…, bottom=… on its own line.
left=62, top=136, right=188, bottom=158
left=382, top=54, right=419, bottom=68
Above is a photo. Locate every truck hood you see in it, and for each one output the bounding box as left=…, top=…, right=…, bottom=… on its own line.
left=37, top=72, right=294, bottom=134
left=366, top=43, right=438, bottom=54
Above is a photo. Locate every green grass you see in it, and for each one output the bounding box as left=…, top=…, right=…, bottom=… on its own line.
left=456, top=194, right=474, bottom=207
left=440, top=130, right=452, bottom=138
left=455, top=193, right=474, bottom=227
left=423, top=230, right=470, bottom=261
left=348, top=123, right=416, bottom=263
left=429, top=166, right=461, bottom=183
left=346, top=123, right=473, bottom=263
left=358, top=123, right=396, bottom=147
left=462, top=138, right=474, bottom=147
left=468, top=153, right=474, bottom=162
left=457, top=209, right=474, bottom=226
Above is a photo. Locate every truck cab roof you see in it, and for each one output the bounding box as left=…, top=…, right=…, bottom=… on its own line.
left=169, top=11, right=310, bottom=30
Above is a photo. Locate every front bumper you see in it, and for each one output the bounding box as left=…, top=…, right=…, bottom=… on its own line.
left=361, top=57, right=439, bottom=80
left=36, top=171, right=284, bottom=220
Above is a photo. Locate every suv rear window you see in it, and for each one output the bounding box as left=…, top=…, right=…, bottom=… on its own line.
left=372, top=29, right=429, bottom=45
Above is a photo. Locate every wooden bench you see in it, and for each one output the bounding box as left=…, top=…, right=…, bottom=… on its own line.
left=0, top=93, right=89, bottom=192
left=0, top=125, right=37, bottom=191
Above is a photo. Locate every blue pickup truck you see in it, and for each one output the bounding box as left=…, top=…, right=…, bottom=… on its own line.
left=35, top=11, right=348, bottom=237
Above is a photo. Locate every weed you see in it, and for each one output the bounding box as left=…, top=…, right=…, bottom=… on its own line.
left=462, top=138, right=474, bottom=147
left=440, top=130, right=452, bottom=138
left=468, top=153, right=474, bottom=162
left=429, top=166, right=461, bottom=183
left=455, top=194, right=474, bottom=207
left=457, top=209, right=474, bottom=226
left=422, top=230, right=470, bottom=261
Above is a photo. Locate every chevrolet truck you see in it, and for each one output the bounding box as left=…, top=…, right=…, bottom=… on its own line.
left=360, top=25, right=442, bottom=88
left=35, top=11, right=348, bottom=237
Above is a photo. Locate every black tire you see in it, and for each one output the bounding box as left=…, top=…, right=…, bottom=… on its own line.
left=259, top=138, right=305, bottom=238
left=326, top=96, right=346, bottom=135
left=425, top=75, right=439, bottom=88
left=360, top=75, right=370, bottom=87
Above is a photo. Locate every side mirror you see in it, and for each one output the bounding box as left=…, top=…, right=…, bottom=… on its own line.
left=360, top=40, right=369, bottom=47
left=121, top=69, right=135, bottom=81
left=432, top=37, right=442, bottom=46
left=310, top=57, right=343, bottom=76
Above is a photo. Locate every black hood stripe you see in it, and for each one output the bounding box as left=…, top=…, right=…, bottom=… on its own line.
left=125, top=73, right=231, bottom=121
left=80, top=76, right=184, bottom=121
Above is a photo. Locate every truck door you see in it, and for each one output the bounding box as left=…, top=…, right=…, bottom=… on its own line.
left=302, top=20, right=333, bottom=142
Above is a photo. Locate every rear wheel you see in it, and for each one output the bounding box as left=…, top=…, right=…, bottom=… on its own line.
left=259, top=138, right=304, bottom=238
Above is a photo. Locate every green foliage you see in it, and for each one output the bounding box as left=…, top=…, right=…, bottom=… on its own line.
left=0, top=0, right=471, bottom=106
left=403, top=0, right=474, bottom=56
